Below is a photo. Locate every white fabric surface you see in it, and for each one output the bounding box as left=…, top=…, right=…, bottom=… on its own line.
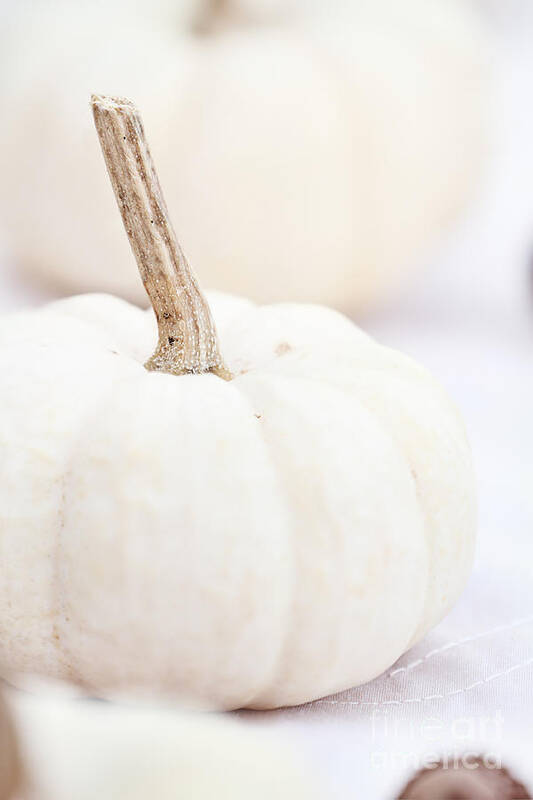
left=0, top=6, right=532, bottom=798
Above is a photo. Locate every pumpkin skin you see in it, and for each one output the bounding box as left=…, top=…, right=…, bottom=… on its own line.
left=9, top=691, right=320, bottom=799
left=0, top=291, right=476, bottom=709
left=0, top=0, right=489, bottom=311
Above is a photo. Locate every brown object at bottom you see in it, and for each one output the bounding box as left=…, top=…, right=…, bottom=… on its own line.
left=397, top=757, right=531, bottom=800
left=0, top=691, right=21, bottom=800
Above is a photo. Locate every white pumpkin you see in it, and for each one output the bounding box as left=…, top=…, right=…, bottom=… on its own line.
left=0, top=0, right=489, bottom=310
left=0, top=96, right=476, bottom=710
left=7, top=690, right=320, bottom=799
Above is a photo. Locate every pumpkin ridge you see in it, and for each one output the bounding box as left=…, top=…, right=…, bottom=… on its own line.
left=235, top=368, right=427, bottom=707
left=259, top=351, right=476, bottom=642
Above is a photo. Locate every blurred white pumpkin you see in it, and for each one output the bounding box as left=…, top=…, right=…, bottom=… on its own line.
left=7, top=689, right=320, bottom=799
left=0, top=0, right=490, bottom=311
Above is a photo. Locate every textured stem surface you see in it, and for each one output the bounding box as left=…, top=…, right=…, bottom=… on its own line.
left=92, top=94, right=230, bottom=380
left=0, top=693, right=21, bottom=800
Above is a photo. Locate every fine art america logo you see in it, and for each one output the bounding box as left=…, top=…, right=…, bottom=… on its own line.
left=369, top=709, right=504, bottom=772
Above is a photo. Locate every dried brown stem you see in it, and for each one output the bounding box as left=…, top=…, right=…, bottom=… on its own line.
left=0, top=692, right=22, bottom=800
left=91, top=94, right=230, bottom=380
left=193, top=0, right=231, bottom=34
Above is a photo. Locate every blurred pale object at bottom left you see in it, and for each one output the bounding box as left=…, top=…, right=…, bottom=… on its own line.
left=0, top=685, right=322, bottom=799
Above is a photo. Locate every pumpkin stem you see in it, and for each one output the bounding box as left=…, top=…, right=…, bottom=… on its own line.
left=193, top=0, right=234, bottom=35
left=91, top=95, right=230, bottom=380
left=0, top=692, right=22, bottom=800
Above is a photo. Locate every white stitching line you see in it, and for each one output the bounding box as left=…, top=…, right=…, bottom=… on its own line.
left=388, top=615, right=533, bottom=678
left=315, top=656, right=533, bottom=708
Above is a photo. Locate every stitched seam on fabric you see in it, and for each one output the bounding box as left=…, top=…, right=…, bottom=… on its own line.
left=388, top=614, right=533, bottom=677
left=316, top=656, right=533, bottom=708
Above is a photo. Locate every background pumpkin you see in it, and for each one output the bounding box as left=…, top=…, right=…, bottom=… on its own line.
left=0, top=0, right=489, bottom=311
left=0, top=96, right=477, bottom=710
